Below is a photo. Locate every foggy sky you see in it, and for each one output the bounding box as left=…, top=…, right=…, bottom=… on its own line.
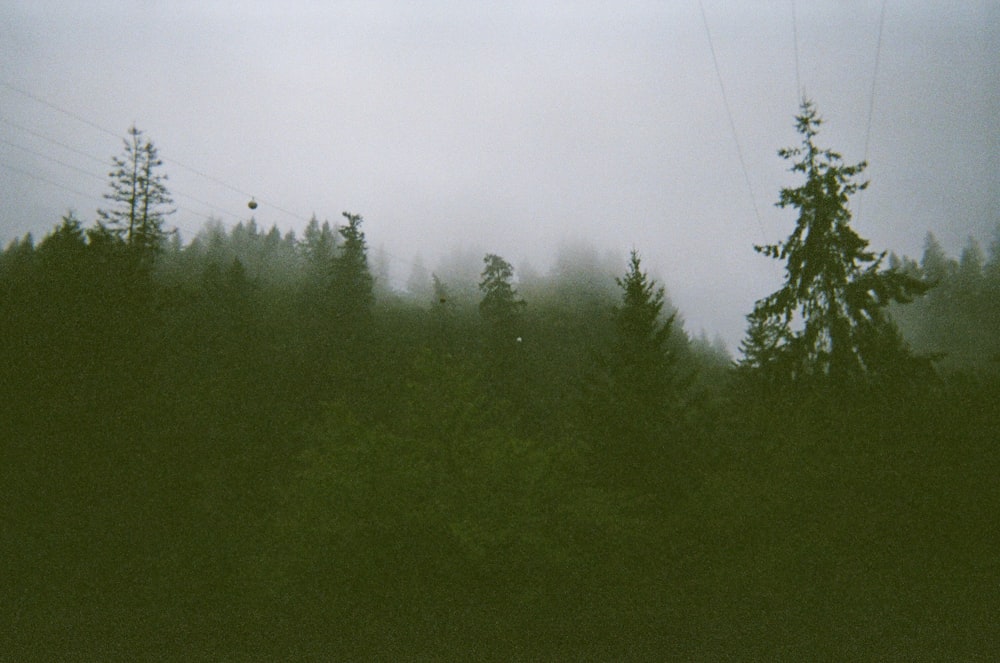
left=2, top=1, right=997, bottom=349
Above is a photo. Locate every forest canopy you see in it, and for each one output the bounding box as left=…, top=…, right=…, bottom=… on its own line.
left=2, top=106, right=997, bottom=660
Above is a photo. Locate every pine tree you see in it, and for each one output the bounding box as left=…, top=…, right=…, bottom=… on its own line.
left=986, top=223, right=1000, bottom=283
left=920, top=232, right=956, bottom=284
left=331, top=211, right=374, bottom=322
left=301, top=216, right=336, bottom=274
left=0, top=233, right=34, bottom=275
left=478, top=253, right=525, bottom=343
left=97, top=125, right=174, bottom=256
left=600, top=251, right=682, bottom=411
left=38, top=213, right=87, bottom=260
left=582, top=250, right=684, bottom=484
left=958, top=237, right=985, bottom=285
left=612, top=250, right=676, bottom=372
left=476, top=253, right=527, bottom=413
left=740, top=100, right=928, bottom=383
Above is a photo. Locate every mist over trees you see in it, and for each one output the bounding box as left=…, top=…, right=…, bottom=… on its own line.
left=887, top=229, right=1000, bottom=374
left=2, top=111, right=997, bottom=659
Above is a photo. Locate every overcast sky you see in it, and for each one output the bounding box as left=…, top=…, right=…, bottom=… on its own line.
left=2, top=1, right=997, bottom=348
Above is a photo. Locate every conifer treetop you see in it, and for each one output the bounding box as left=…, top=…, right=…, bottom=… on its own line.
left=741, top=99, right=928, bottom=382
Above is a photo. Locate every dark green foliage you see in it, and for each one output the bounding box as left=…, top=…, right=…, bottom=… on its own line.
left=331, top=211, right=374, bottom=322
left=890, top=228, right=1000, bottom=373
left=2, top=202, right=997, bottom=660
left=476, top=253, right=528, bottom=416
left=741, top=100, right=929, bottom=383
left=478, top=252, right=526, bottom=336
left=301, top=214, right=336, bottom=284
left=920, top=231, right=956, bottom=283
left=612, top=249, right=677, bottom=372
left=97, top=125, right=174, bottom=257
left=582, top=250, right=688, bottom=482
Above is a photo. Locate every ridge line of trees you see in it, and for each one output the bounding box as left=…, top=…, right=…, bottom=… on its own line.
left=2, top=106, right=997, bottom=659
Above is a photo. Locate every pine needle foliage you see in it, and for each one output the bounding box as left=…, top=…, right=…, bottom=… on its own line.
left=331, top=211, right=374, bottom=319
left=478, top=253, right=526, bottom=336
left=740, top=100, right=929, bottom=383
left=97, top=125, right=174, bottom=256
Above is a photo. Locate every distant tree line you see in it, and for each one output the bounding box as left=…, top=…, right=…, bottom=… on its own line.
left=1, top=103, right=996, bottom=659
left=887, top=230, right=1000, bottom=374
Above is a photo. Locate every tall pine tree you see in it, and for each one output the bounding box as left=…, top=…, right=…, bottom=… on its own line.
left=97, top=125, right=174, bottom=257
left=581, top=250, right=686, bottom=483
left=331, top=211, right=374, bottom=325
left=740, top=100, right=928, bottom=383
left=478, top=253, right=525, bottom=346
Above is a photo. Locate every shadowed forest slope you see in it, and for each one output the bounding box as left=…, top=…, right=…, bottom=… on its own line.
left=2, top=110, right=998, bottom=659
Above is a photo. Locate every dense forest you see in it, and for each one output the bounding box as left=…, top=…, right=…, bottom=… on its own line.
left=2, top=105, right=998, bottom=660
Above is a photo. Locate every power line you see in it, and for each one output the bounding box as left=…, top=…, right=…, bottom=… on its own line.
left=0, top=157, right=241, bottom=240
left=0, top=115, right=107, bottom=166
left=1, top=77, right=311, bottom=225
left=1, top=154, right=405, bottom=273
left=160, top=156, right=310, bottom=223
left=0, top=127, right=245, bottom=225
left=856, top=0, right=887, bottom=226
left=0, top=79, right=120, bottom=139
left=0, top=137, right=107, bottom=183
left=3, top=79, right=447, bottom=272
left=863, top=0, right=887, bottom=166
left=0, top=160, right=97, bottom=201
left=2, top=150, right=420, bottom=282
left=697, top=1, right=768, bottom=245
left=0, top=132, right=244, bottom=237
left=791, top=0, right=802, bottom=100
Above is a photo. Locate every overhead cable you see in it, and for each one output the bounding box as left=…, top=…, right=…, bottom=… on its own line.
left=697, top=1, right=768, bottom=244
left=1, top=77, right=310, bottom=224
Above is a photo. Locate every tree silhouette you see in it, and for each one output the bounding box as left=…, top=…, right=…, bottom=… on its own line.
left=331, top=211, right=374, bottom=322
left=97, top=125, right=174, bottom=256
left=612, top=250, right=677, bottom=373
left=740, top=100, right=928, bottom=382
left=920, top=232, right=956, bottom=284
left=478, top=253, right=525, bottom=342
left=302, top=216, right=337, bottom=281
left=582, top=250, right=686, bottom=482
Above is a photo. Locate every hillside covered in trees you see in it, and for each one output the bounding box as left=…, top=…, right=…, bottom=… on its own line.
left=2, top=108, right=998, bottom=659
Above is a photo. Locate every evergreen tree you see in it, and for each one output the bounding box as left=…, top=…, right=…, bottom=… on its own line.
left=166, top=228, right=183, bottom=254
left=331, top=211, right=374, bottom=323
left=97, top=125, right=174, bottom=256
left=38, top=212, right=87, bottom=261
left=612, top=250, right=676, bottom=373
left=301, top=216, right=336, bottom=272
left=477, top=253, right=527, bottom=413
left=296, top=216, right=337, bottom=313
left=740, top=100, right=928, bottom=383
left=920, top=232, right=956, bottom=284
left=0, top=233, right=35, bottom=277
left=264, top=224, right=283, bottom=251
left=478, top=253, right=525, bottom=342
left=581, top=250, right=686, bottom=485
left=958, top=237, right=985, bottom=286
left=986, top=223, right=1000, bottom=283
